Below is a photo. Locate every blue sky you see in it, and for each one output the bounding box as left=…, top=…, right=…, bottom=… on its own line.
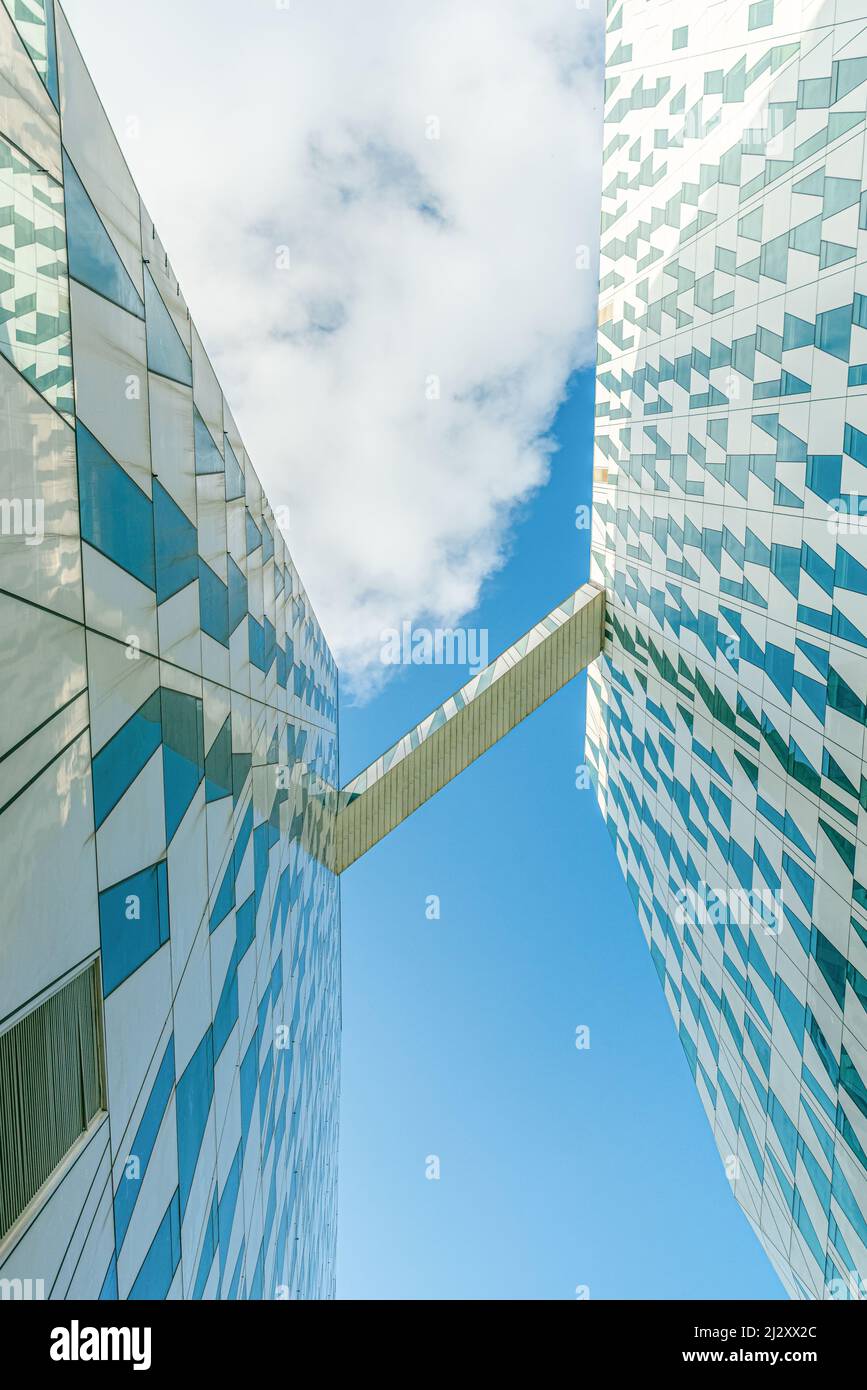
left=336, top=369, right=786, bottom=1300
left=61, top=0, right=603, bottom=694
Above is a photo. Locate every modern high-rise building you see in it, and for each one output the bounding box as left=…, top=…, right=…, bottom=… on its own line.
left=587, top=0, right=867, bottom=1300
left=0, top=0, right=341, bottom=1300
left=2, top=0, right=867, bottom=1304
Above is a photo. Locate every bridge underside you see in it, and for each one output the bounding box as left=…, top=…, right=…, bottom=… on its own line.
left=332, top=582, right=605, bottom=874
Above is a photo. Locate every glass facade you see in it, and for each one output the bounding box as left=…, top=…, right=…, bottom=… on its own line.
left=0, top=1, right=339, bottom=1299
left=5, top=0, right=867, bottom=1307
left=588, top=0, right=867, bottom=1299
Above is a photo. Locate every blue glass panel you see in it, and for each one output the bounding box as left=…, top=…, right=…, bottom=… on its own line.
left=768, top=1092, right=798, bottom=1171
left=77, top=422, right=155, bottom=590
left=771, top=543, right=800, bottom=597
left=99, top=860, right=171, bottom=995
left=235, top=894, right=256, bottom=961
left=113, top=1037, right=175, bottom=1247
left=232, top=751, right=252, bottom=803
left=832, top=57, right=867, bottom=103
left=204, top=716, right=232, bottom=802
left=270, top=952, right=282, bottom=1000
left=239, top=1032, right=258, bottom=1148
left=748, top=0, right=774, bottom=30
left=224, top=437, right=245, bottom=499
left=824, top=177, right=860, bottom=217
left=814, top=929, right=847, bottom=1009
left=234, top=805, right=254, bottom=864
left=246, top=510, right=261, bottom=554
left=836, top=545, right=867, bottom=595
left=819, top=240, right=856, bottom=271
left=248, top=615, right=266, bottom=671
left=199, top=559, right=229, bottom=647
left=213, top=954, right=238, bottom=1060
left=266, top=725, right=280, bottom=767
left=219, top=1146, right=242, bottom=1275
left=128, top=1191, right=181, bottom=1299
left=62, top=152, right=144, bottom=318
left=257, top=984, right=270, bottom=1045
left=43, top=0, right=59, bottom=107
left=227, top=556, right=248, bottom=633
left=193, top=1194, right=219, bottom=1299
left=161, top=687, right=204, bottom=842
left=91, top=692, right=162, bottom=828
left=263, top=1169, right=277, bottom=1248
left=209, top=859, right=235, bottom=933
left=99, top=1257, right=118, bottom=1301
left=797, top=77, right=832, bottom=108
left=194, top=408, right=223, bottom=474
left=153, top=481, right=198, bottom=603
left=783, top=313, right=813, bottom=351
left=254, top=823, right=269, bottom=909
left=227, top=1242, right=245, bottom=1299
left=144, top=267, right=192, bottom=385
left=806, top=455, right=842, bottom=504
left=794, top=214, right=816, bottom=255
left=175, top=1030, right=214, bottom=1218
left=816, top=303, right=852, bottom=362
left=162, top=742, right=201, bottom=844
left=258, top=1049, right=273, bottom=1129
left=774, top=975, right=806, bottom=1047
left=263, top=617, right=276, bottom=673
left=248, top=1244, right=264, bottom=1301
left=784, top=852, right=815, bottom=913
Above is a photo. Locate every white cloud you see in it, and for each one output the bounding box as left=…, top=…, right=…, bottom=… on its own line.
left=62, top=0, right=602, bottom=698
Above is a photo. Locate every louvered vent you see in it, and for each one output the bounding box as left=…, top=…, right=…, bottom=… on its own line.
left=0, top=963, right=106, bottom=1244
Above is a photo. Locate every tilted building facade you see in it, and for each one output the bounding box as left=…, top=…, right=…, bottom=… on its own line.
left=587, top=0, right=867, bottom=1299
left=0, top=0, right=340, bottom=1299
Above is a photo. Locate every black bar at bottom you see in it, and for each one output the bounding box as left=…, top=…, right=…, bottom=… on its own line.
left=0, top=1295, right=856, bottom=1374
